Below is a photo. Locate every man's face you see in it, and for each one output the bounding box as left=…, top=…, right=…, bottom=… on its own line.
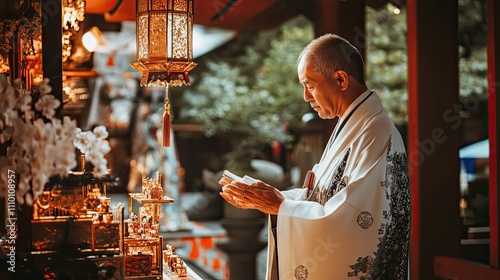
left=297, top=57, right=340, bottom=119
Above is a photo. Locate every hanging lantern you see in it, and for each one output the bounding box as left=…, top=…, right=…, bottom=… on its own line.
left=131, top=0, right=197, bottom=147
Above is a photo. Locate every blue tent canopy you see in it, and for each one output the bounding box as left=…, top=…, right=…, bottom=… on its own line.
left=459, top=139, right=489, bottom=177
left=459, top=139, right=489, bottom=159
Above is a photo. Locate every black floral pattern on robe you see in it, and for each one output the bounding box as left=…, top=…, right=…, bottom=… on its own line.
left=307, top=148, right=350, bottom=205
left=347, top=139, right=411, bottom=279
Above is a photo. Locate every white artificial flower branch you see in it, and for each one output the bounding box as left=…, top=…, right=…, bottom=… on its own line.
left=0, top=75, right=110, bottom=205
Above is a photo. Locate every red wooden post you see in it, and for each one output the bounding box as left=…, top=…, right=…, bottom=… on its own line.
left=312, top=0, right=366, bottom=143
left=407, top=0, right=461, bottom=279
left=487, top=0, right=500, bottom=268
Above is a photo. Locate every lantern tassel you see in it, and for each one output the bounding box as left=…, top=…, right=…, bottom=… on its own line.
left=162, top=89, right=171, bottom=147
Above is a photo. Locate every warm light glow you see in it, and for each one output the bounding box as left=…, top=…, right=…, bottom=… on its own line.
left=387, top=3, right=401, bottom=15
left=131, top=0, right=197, bottom=147
left=82, top=26, right=106, bottom=53
left=131, top=0, right=197, bottom=87
left=82, top=31, right=97, bottom=52
left=62, top=0, right=86, bottom=62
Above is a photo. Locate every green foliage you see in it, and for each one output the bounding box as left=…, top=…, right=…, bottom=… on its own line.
left=366, top=5, right=408, bottom=124
left=458, top=0, right=488, bottom=100
left=366, top=1, right=488, bottom=125
left=176, top=1, right=488, bottom=170
left=177, top=16, right=313, bottom=171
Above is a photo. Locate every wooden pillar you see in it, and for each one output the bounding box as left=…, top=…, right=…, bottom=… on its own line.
left=0, top=0, right=20, bottom=19
left=487, top=0, right=500, bottom=268
left=0, top=0, right=21, bottom=82
left=406, top=1, right=461, bottom=279
left=41, top=0, right=63, bottom=114
left=312, top=0, right=366, bottom=142
left=13, top=0, right=64, bottom=254
left=313, top=0, right=366, bottom=57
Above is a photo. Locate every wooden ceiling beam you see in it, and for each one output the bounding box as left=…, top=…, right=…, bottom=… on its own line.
left=85, top=0, right=398, bottom=31
left=280, top=0, right=315, bottom=21
left=0, top=0, right=20, bottom=19
left=243, top=0, right=301, bottom=30
left=366, top=0, right=391, bottom=9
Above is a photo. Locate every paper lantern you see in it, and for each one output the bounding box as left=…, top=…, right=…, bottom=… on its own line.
left=131, top=0, right=197, bottom=146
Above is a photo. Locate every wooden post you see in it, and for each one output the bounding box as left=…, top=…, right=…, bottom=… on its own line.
left=407, top=0, right=461, bottom=279
left=487, top=0, right=500, bottom=268
left=14, top=0, right=64, bottom=254
left=41, top=0, right=63, bottom=115
left=0, top=0, right=21, bottom=83
left=0, top=0, right=20, bottom=19
left=312, top=0, right=366, bottom=145
left=313, top=0, right=365, bottom=55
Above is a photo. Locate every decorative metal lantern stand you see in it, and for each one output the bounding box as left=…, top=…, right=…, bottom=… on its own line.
left=129, top=1, right=196, bottom=277
left=131, top=0, right=197, bottom=147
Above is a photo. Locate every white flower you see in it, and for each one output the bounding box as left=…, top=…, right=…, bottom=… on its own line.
left=93, top=163, right=108, bottom=177
left=0, top=74, right=7, bottom=92
left=74, top=130, right=95, bottom=152
left=52, top=119, right=64, bottom=139
left=31, top=172, right=49, bottom=197
left=17, top=91, right=32, bottom=112
left=93, top=125, right=109, bottom=140
left=3, top=108, right=18, bottom=127
left=40, top=121, right=53, bottom=143
left=79, top=132, right=110, bottom=178
left=0, top=76, right=110, bottom=205
left=98, top=139, right=111, bottom=154
left=35, top=94, right=60, bottom=119
left=32, top=118, right=45, bottom=141
left=38, top=78, right=52, bottom=95
left=0, top=126, right=13, bottom=143
left=63, top=116, right=77, bottom=137
left=0, top=82, right=16, bottom=111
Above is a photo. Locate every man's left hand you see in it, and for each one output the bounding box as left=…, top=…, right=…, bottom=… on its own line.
left=219, top=177, right=284, bottom=215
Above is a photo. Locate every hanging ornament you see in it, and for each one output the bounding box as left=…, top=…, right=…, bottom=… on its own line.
left=131, top=0, right=197, bottom=147
left=163, top=89, right=171, bottom=147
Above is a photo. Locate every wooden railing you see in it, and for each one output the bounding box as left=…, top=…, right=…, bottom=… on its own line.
left=434, top=256, right=500, bottom=280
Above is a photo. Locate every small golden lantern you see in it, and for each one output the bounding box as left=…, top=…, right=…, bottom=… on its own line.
left=131, top=0, right=197, bottom=147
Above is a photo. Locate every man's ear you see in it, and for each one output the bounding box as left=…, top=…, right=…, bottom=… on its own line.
left=334, top=71, right=349, bottom=90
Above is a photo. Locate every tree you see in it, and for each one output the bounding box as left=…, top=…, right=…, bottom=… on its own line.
left=175, top=16, right=313, bottom=172
left=175, top=1, right=489, bottom=172
left=365, top=1, right=488, bottom=125
left=366, top=4, right=408, bottom=124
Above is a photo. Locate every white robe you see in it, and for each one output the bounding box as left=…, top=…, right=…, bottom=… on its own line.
left=267, top=90, right=411, bottom=280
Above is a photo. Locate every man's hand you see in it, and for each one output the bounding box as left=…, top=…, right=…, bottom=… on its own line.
left=219, top=177, right=284, bottom=215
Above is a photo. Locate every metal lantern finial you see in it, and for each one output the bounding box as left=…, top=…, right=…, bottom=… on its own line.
left=131, top=0, right=197, bottom=147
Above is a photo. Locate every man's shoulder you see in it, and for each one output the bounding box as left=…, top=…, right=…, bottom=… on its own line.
left=361, top=111, right=395, bottom=136
left=352, top=112, right=405, bottom=151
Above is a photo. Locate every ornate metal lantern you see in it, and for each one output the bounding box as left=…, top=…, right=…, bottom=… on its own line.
left=131, top=0, right=197, bottom=146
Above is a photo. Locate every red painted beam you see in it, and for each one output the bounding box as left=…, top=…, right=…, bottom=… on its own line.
left=487, top=0, right=500, bottom=268
left=407, top=0, right=461, bottom=279
left=406, top=0, right=420, bottom=278
left=434, top=256, right=500, bottom=279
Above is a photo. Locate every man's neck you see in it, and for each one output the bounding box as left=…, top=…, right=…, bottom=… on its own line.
left=338, top=84, right=368, bottom=117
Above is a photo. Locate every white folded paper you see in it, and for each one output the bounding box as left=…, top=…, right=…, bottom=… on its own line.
left=223, top=170, right=258, bottom=185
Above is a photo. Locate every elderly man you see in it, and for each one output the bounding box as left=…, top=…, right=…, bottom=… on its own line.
left=220, top=34, right=411, bottom=280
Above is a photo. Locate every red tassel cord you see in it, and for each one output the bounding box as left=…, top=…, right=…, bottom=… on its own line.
left=162, top=89, right=171, bottom=147
left=106, top=51, right=116, bottom=67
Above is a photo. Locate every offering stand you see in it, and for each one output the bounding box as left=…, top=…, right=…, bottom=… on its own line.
left=124, top=193, right=174, bottom=279
left=25, top=173, right=127, bottom=279
left=125, top=172, right=194, bottom=279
